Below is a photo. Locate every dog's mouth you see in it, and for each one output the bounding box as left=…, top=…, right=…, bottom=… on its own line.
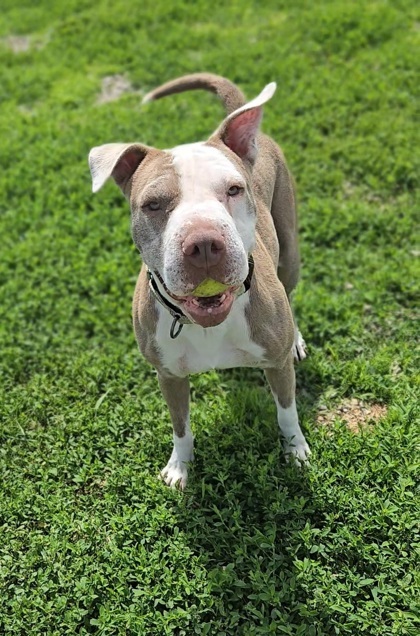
left=180, top=289, right=236, bottom=327
left=163, top=285, right=239, bottom=328
left=151, top=271, right=243, bottom=328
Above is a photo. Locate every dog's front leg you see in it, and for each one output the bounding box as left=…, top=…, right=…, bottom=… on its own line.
left=158, top=373, right=194, bottom=489
left=265, top=355, right=310, bottom=463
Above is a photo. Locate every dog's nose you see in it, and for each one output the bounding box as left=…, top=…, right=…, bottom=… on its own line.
left=182, top=230, right=225, bottom=269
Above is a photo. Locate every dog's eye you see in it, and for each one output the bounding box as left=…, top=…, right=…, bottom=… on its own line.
left=227, top=185, right=243, bottom=197
left=144, top=200, right=161, bottom=212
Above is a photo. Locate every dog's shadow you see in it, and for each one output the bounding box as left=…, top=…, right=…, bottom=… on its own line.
left=170, top=357, right=331, bottom=631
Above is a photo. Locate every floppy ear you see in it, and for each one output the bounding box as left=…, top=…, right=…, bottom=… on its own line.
left=214, top=82, right=276, bottom=164
left=88, top=142, right=150, bottom=193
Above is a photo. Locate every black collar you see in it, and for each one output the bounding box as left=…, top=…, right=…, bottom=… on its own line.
left=147, top=255, right=254, bottom=339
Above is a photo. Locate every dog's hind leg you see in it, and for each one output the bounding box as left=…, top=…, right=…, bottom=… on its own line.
left=292, top=322, right=307, bottom=362
left=158, top=373, right=194, bottom=490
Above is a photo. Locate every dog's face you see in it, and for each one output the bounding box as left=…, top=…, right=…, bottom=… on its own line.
left=89, top=83, right=275, bottom=327
left=129, top=142, right=256, bottom=326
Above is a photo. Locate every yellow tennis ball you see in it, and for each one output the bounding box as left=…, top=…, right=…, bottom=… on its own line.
left=192, top=278, right=229, bottom=297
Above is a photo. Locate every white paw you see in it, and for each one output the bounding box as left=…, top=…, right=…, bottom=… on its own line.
left=293, top=329, right=307, bottom=362
left=160, top=460, right=189, bottom=490
left=284, top=440, right=311, bottom=465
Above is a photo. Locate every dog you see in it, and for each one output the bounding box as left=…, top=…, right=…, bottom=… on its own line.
left=89, top=73, right=310, bottom=489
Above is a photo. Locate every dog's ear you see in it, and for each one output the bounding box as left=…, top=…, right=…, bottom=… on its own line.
left=88, top=143, right=151, bottom=194
left=213, top=82, right=276, bottom=165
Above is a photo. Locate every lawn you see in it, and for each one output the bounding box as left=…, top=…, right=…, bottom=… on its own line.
left=0, top=0, right=419, bottom=634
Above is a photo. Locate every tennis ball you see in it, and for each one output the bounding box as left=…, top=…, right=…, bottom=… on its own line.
left=192, top=278, right=230, bottom=297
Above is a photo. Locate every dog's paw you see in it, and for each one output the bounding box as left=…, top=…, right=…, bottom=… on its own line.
left=160, top=460, right=188, bottom=490
left=293, top=329, right=307, bottom=363
left=284, top=440, right=311, bottom=466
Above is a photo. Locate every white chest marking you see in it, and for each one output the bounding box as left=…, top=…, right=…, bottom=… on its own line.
left=155, top=294, right=266, bottom=377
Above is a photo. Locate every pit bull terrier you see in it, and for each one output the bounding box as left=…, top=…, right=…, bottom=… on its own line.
left=89, top=73, right=310, bottom=489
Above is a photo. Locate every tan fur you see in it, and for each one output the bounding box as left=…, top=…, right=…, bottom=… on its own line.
left=157, top=374, right=190, bottom=438
left=265, top=355, right=296, bottom=410
left=132, top=267, right=161, bottom=369
left=261, top=138, right=300, bottom=294
left=143, top=72, right=246, bottom=115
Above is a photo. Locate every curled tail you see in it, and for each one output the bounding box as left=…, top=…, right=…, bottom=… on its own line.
left=142, top=72, right=246, bottom=115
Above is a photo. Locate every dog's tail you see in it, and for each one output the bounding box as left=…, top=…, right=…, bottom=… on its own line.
left=142, top=73, right=246, bottom=115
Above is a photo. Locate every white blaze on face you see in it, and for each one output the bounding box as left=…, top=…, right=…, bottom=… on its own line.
left=162, top=143, right=256, bottom=294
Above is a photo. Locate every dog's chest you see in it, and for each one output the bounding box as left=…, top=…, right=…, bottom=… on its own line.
left=155, top=295, right=266, bottom=376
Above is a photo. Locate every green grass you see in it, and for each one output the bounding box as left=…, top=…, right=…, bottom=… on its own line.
left=0, top=0, right=419, bottom=634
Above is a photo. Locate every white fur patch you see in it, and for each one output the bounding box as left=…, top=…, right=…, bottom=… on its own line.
left=293, top=326, right=307, bottom=362
left=155, top=293, right=266, bottom=377
left=161, top=423, right=194, bottom=490
left=170, top=142, right=244, bottom=198
left=273, top=397, right=310, bottom=463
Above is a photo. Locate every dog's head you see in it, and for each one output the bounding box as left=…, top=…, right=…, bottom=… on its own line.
left=89, top=83, right=275, bottom=327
